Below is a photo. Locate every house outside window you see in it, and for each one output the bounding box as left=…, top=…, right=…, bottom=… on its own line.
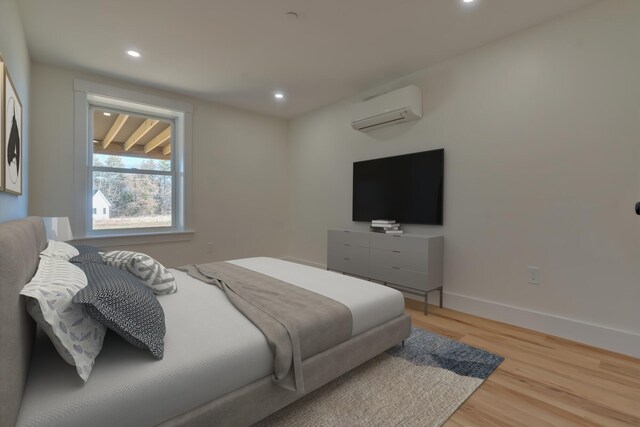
left=92, top=189, right=112, bottom=221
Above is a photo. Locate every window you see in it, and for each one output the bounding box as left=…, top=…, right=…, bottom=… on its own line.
left=73, top=80, right=193, bottom=242
left=90, top=108, right=174, bottom=231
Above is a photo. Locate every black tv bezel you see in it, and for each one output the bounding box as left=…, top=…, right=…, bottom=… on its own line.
left=352, top=148, right=444, bottom=226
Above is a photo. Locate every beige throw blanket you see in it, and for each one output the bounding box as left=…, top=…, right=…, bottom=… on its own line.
left=178, top=262, right=353, bottom=393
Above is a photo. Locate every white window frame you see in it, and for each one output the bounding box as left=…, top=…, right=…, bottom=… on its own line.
left=88, top=105, right=177, bottom=233
left=73, top=80, right=194, bottom=245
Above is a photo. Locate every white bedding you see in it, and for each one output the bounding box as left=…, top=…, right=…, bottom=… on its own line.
left=229, top=257, right=404, bottom=335
left=16, top=257, right=404, bottom=427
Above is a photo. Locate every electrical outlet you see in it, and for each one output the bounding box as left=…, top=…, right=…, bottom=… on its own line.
left=206, top=243, right=214, bottom=254
left=528, top=266, right=541, bottom=285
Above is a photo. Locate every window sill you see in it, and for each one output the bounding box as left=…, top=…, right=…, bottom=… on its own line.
left=72, top=230, right=194, bottom=248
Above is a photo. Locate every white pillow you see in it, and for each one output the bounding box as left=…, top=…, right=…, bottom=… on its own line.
left=21, top=258, right=106, bottom=382
left=40, top=240, right=79, bottom=261
left=102, top=251, right=177, bottom=295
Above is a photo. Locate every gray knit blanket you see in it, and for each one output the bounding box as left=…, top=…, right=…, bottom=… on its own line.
left=178, top=262, right=353, bottom=393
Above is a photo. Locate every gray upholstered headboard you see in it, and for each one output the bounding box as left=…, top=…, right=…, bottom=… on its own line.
left=0, top=217, right=47, bottom=427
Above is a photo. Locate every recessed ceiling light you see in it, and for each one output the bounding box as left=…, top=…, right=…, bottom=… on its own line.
left=463, top=0, right=475, bottom=3
left=127, top=50, right=141, bottom=58
left=103, top=112, right=111, bottom=116
left=274, top=92, right=285, bottom=100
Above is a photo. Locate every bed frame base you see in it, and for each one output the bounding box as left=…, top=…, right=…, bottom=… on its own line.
left=160, top=313, right=411, bottom=427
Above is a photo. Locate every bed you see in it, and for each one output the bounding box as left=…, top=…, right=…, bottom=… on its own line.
left=0, top=217, right=411, bottom=427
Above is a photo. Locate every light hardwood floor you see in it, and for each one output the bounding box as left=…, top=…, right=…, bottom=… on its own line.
left=404, top=300, right=640, bottom=426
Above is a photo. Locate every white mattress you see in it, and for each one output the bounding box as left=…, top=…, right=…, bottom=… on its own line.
left=228, top=257, right=404, bottom=335
left=16, top=257, right=404, bottom=427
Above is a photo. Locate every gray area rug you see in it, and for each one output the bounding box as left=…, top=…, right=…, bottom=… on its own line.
left=255, top=327, right=503, bottom=427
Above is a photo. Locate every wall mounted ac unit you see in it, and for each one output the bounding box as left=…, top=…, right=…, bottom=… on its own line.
left=351, top=85, right=422, bottom=132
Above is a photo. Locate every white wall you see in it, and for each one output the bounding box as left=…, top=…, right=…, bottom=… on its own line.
left=0, top=0, right=30, bottom=222
left=288, top=1, right=640, bottom=356
left=29, top=62, right=290, bottom=267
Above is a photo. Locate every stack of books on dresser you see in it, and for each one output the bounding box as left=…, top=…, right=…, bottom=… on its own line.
left=370, top=220, right=403, bottom=234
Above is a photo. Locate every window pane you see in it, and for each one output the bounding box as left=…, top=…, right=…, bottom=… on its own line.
left=92, top=109, right=172, bottom=170
left=92, top=171, right=172, bottom=230
left=93, top=154, right=171, bottom=171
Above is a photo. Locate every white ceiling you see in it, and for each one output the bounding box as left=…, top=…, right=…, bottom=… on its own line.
left=19, top=0, right=597, bottom=118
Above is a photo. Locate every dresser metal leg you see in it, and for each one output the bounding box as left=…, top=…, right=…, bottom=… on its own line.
left=424, top=292, right=428, bottom=315
left=438, top=287, right=443, bottom=308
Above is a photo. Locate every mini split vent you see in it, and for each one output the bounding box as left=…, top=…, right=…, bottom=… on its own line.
left=350, top=85, right=422, bottom=132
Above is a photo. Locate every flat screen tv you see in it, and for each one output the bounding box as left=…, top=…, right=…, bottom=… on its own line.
left=352, top=149, right=444, bottom=225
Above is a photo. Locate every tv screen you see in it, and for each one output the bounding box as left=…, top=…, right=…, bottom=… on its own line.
left=352, top=149, right=444, bottom=225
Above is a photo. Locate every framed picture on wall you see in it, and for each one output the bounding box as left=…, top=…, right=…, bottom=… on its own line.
left=4, top=66, right=22, bottom=195
left=0, top=53, right=4, bottom=192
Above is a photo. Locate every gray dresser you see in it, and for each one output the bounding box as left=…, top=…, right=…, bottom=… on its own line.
left=327, top=230, right=444, bottom=314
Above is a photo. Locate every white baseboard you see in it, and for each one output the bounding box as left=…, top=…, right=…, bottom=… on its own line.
left=442, top=291, right=640, bottom=358
left=282, top=256, right=639, bottom=358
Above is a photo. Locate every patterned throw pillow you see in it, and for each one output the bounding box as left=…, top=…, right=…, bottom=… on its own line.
left=69, top=245, right=104, bottom=264
left=20, top=258, right=107, bottom=382
left=102, top=251, right=177, bottom=295
left=73, top=263, right=166, bottom=359
left=73, top=244, right=102, bottom=254
left=40, top=240, right=80, bottom=261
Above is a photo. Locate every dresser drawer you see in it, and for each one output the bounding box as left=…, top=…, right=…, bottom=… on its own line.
left=327, top=244, right=370, bottom=277
left=370, top=263, right=433, bottom=292
left=369, top=233, right=429, bottom=255
left=371, top=248, right=428, bottom=273
left=328, top=230, right=370, bottom=248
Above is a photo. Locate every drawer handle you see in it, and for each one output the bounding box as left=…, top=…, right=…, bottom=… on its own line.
left=392, top=250, right=401, bottom=253
left=392, top=266, right=400, bottom=270
left=344, top=257, right=351, bottom=261
left=344, top=244, right=351, bottom=247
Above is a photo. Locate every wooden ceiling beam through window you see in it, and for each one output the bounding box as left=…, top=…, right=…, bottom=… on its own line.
left=162, top=144, right=171, bottom=156
left=124, top=119, right=159, bottom=151
left=144, top=127, right=171, bottom=153
left=94, top=141, right=169, bottom=160
left=102, top=114, right=129, bottom=149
